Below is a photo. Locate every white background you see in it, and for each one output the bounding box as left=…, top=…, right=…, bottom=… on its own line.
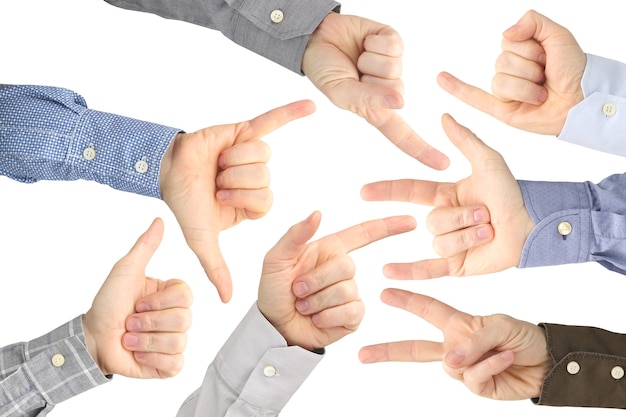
left=2, top=1, right=626, bottom=416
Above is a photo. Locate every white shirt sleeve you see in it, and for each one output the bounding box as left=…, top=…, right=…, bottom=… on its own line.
left=175, top=303, right=324, bottom=417
left=559, top=54, right=626, bottom=156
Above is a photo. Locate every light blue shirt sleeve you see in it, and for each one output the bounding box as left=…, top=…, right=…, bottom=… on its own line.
left=559, top=54, right=626, bottom=156
left=0, top=84, right=180, bottom=199
left=104, top=0, right=341, bottom=74
left=518, top=173, right=626, bottom=274
left=176, top=303, right=323, bottom=417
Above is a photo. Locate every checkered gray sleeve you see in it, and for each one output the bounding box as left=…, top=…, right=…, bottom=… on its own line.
left=0, top=316, right=110, bottom=417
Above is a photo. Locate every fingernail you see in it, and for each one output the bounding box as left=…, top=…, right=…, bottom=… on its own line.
left=537, top=88, right=548, bottom=103
left=216, top=190, right=230, bottom=201
left=124, top=334, right=139, bottom=347
left=136, top=303, right=150, bottom=313
left=295, top=299, right=309, bottom=312
left=473, top=208, right=488, bottom=223
left=126, top=318, right=142, bottom=331
left=218, top=155, right=226, bottom=168
left=476, top=225, right=492, bottom=240
left=215, top=174, right=223, bottom=188
left=537, top=53, right=546, bottom=66
left=293, top=281, right=309, bottom=297
left=384, top=96, right=402, bottom=109
left=446, top=349, right=465, bottom=365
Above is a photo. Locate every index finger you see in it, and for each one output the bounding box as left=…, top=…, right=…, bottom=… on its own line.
left=366, top=108, right=450, bottom=170
left=241, top=99, right=316, bottom=142
left=359, top=340, right=444, bottom=363
left=437, top=71, right=500, bottom=118
left=332, top=215, right=416, bottom=253
left=361, top=179, right=442, bottom=206
left=381, top=288, right=470, bottom=332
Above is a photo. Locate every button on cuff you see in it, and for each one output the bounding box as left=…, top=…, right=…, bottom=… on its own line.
left=135, top=158, right=149, bottom=173
left=270, top=9, right=284, bottom=23
left=602, top=102, right=617, bottom=117
left=83, top=145, right=96, bottom=161
left=263, top=364, right=277, bottom=377
left=51, top=353, right=66, bottom=367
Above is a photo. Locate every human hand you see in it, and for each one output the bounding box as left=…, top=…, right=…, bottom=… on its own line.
left=159, top=100, right=316, bottom=303
left=303, top=12, right=449, bottom=169
left=257, top=211, right=416, bottom=351
left=361, top=114, right=535, bottom=280
left=82, top=218, right=193, bottom=379
left=437, top=9, right=585, bottom=135
left=359, top=289, right=553, bottom=400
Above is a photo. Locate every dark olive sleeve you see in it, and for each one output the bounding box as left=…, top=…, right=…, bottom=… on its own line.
left=533, top=323, right=626, bottom=409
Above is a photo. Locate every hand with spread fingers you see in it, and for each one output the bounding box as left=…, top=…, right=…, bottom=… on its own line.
left=258, top=211, right=416, bottom=351
left=359, top=288, right=552, bottom=400
left=361, top=114, right=534, bottom=280
left=159, top=100, right=316, bottom=303
left=82, top=218, right=193, bottom=379
left=437, top=9, right=585, bottom=135
left=303, top=12, right=449, bottom=170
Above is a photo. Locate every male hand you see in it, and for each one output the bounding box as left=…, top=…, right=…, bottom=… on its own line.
left=361, top=114, right=535, bottom=280
left=82, top=218, right=193, bottom=379
left=303, top=12, right=449, bottom=170
left=159, top=100, right=316, bottom=303
left=359, top=289, right=552, bottom=400
left=258, top=211, right=416, bottom=351
left=437, top=9, right=585, bottom=135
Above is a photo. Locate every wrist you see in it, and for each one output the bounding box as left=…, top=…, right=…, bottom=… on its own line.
left=81, top=313, right=109, bottom=375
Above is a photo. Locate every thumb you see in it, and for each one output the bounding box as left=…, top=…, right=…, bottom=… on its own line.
left=503, top=9, right=562, bottom=44
left=265, top=211, right=322, bottom=266
left=120, top=217, right=164, bottom=269
left=440, top=114, right=502, bottom=170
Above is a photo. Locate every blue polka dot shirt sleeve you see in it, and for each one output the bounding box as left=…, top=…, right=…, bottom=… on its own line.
left=518, top=173, right=626, bottom=274
left=0, top=84, right=181, bottom=199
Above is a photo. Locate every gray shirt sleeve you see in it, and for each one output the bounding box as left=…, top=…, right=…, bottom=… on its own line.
left=104, top=0, right=341, bottom=74
left=175, top=303, right=323, bottom=417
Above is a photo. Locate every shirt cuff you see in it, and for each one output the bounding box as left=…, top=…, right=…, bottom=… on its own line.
left=71, top=109, right=179, bottom=199
left=518, top=180, right=592, bottom=268
left=559, top=54, right=626, bottom=156
left=533, top=323, right=626, bottom=409
left=214, top=303, right=324, bottom=412
left=230, top=0, right=341, bottom=74
left=1, top=316, right=110, bottom=411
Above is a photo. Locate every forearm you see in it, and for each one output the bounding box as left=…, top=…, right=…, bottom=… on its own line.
left=176, top=303, right=322, bottom=417
left=0, top=84, right=180, bottom=198
left=0, top=317, right=110, bottom=417
left=533, top=323, right=626, bottom=409
left=518, top=172, right=626, bottom=273
left=104, top=0, right=340, bottom=74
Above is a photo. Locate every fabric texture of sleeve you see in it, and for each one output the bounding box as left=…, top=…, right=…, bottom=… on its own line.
left=0, top=316, right=110, bottom=417
left=559, top=54, right=626, bottom=156
left=0, top=84, right=180, bottom=199
left=175, top=303, right=323, bottom=417
left=533, top=323, right=626, bottom=409
left=518, top=173, right=626, bottom=274
left=104, top=0, right=340, bottom=74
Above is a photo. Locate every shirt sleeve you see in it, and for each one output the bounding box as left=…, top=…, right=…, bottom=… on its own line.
left=532, top=323, right=626, bottom=409
left=103, top=0, right=341, bottom=74
left=175, top=303, right=323, bottom=417
left=0, top=316, right=111, bottom=417
left=559, top=54, right=626, bottom=156
left=518, top=173, right=626, bottom=274
left=0, top=84, right=180, bottom=199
